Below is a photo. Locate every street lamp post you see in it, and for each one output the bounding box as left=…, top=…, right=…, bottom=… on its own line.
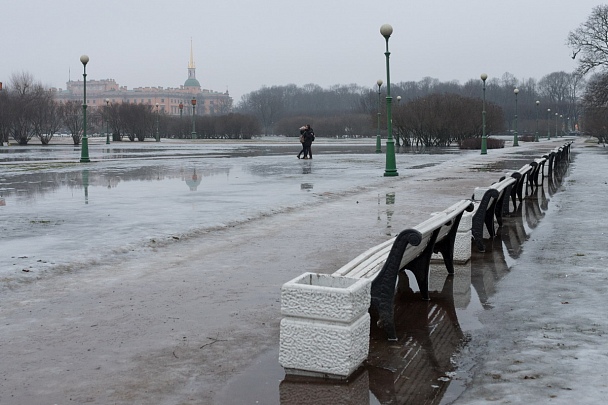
left=155, top=103, right=160, bottom=142
left=555, top=112, right=558, bottom=139
left=535, top=100, right=540, bottom=142
left=559, top=115, right=563, bottom=137
left=395, top=95, right=401, bottom=147
left=80, top=55, right=90, bottom=163
left=191, top=97, right=197, bottom=139
left=179, top=102, right=184, bottom=138
left=380, top=23, right=398, bottom=177
left=376, top=79, right=383, bottom=153
left=513, top=88, right=519, bottom=147
left=105, top=98, right=110, bottom=145
left=480, top=73, right=488, bottom=155
left=547, top=108, right=551, bottom=140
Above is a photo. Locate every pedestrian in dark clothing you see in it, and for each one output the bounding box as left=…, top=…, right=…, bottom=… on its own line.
left=302, top=124, right=315, bottom=159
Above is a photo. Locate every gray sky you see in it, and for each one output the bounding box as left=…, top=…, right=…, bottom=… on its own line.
left=1, top=0, right=600, bottom=103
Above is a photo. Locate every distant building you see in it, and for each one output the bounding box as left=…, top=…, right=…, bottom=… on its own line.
left=54, top=41, right=232, bottom=116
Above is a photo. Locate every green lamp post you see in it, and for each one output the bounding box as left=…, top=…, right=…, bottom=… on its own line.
left=480, top=73, right=488, bottom=155
left=79, top=55, right=90, bottom=163
left=380, top=23, right=398, bottom=177
left=179, top=102, right=184, bottom=138
left=376, top=79, right=383, bottom=153
left=395, top=95, right=401, bottom=147
left=513, top=88, right=519, bottom=147
left=105, top=98, right=110, bottom=145
left=547, top=108, right=551, bottom=140
left=555, top=112, right=558, bottom=139
left=155, top=103, right=160, bottom=142
left=559, top=114, right=563, bottom=137
left=535, top=100, right=540, bottom=142
left=191, top=97, right=197, bottom=139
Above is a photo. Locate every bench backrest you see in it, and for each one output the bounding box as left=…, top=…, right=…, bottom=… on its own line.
left=334, top=199, right=472, bottom=280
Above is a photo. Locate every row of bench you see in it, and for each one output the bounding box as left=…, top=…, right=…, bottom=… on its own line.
left=279, top=140, right=573, bottom=378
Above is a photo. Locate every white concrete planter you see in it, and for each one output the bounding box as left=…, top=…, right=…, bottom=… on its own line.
left=279, top=272, right=371, bottom=379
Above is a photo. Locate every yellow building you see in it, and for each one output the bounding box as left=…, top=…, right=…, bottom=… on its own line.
left=54, top=43, right=232, bottom=115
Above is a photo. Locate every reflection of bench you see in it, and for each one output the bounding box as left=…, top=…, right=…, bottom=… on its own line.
left=333, top=199, right=473, bottom=340
left=471, top=176, right=516, bottom=252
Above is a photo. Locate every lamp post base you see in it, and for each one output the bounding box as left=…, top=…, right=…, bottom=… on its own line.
left=481, top=136, right=487, bottom=155
left=80, top=137, right=90, bottom=163
left=375, top=135, right=382, bottom=153
left=383, top=139, right=399, bottom=177
left=191, top=132, right=197, bottom=140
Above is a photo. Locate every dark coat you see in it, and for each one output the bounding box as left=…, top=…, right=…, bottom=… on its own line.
left=303, top=129, right=315, bottom=146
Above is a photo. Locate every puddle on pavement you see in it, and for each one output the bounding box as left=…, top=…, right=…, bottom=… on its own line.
left=215, top=154, right=572, bottom=405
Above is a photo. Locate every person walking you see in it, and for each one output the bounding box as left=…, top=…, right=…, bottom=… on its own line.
left=301, top=124, right=314, bottom=159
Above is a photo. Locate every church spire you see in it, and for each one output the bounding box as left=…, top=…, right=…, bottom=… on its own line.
left=184, top=38, right=201, bottom=90
left=189, top=37, right=195, bottom=69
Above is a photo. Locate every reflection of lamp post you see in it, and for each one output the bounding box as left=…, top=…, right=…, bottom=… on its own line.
left=380, top=23, right=398, bottom=177
left=480, top=73, right=488, bottom=154
left=555, top=112, right=558, bottom=139
left=155, top=103, right=160, bottom=142
left=80, top=55, right=90, bottom=163
left=105, top=98, right=110, bottom=145
left=395, top=95, right=401, bottom=147
left=82, top=169, right=89, bottom=204
left=376, top=79, right=383, bottom=153
left=535, top=100, right=540, bottom=142
left=191, top=97, right=197, bottom=139
left=513, top=88, right=519, bottom=147
left=547, top=108, right=551, bottom=140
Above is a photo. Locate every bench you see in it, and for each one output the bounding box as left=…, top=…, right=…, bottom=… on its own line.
left=471, top=176, right=516, bottom=252
left=530, top=157, right=546, bottom=186
left=507, top=164, right=533, bottom=210
left=333, top=199, right=474, bottom=340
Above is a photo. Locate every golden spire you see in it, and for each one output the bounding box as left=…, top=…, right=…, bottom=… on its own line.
left=189, top=38, right=195, bottom=69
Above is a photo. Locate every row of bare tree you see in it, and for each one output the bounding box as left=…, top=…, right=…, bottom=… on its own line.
left=0, top=72, right=260, bottom=145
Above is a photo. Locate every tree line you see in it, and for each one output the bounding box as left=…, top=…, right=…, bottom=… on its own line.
left=3, top=4, right=607, bottom=147
left=0, top=72, right=260, bottom=145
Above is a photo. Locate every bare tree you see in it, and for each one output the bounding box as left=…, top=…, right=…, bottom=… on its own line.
left=32, top=91, right=61, bottom=145
left=568, top=5, right=608, bottom=75
left=59, top=100, right=84, bottom=145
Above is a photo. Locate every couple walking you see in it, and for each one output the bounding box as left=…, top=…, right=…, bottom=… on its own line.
left=297, top=124, right=315, bottom=159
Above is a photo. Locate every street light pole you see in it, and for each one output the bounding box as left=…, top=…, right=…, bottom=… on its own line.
left=380, top=23, right=398, bottom=177
left=79, top=55, right=90, bottom=163
left=105, top=98, right=110, bottom=145
left=155, top=103, right=160, bottom=142
left=179, top=102, right=183, bottom=138
left=395, top=95, right=401, bottom=147
left=559, top=115, right=563, bottom=137
left=555, top=112, right=558, bottom=139
left=513, top=88, right=519, bottom=147
left=535, top=100, right=540, bottom=142
left=547, top=108, right=551, bottom=140
left=376, top=79, right=383, bottom=153
left=480, top=73, right=488, bottom=155
left=191, top=97, right=197, bottom=139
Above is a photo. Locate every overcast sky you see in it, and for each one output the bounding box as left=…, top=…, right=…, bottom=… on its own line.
left=1, top=0, right=601, bottom=103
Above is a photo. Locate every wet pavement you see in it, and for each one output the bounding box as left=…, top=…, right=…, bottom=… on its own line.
left=0, top=136, right=583, bottom=404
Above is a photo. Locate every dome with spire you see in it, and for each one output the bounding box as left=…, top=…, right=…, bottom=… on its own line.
left=184, top=39, right=201, bottom=89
